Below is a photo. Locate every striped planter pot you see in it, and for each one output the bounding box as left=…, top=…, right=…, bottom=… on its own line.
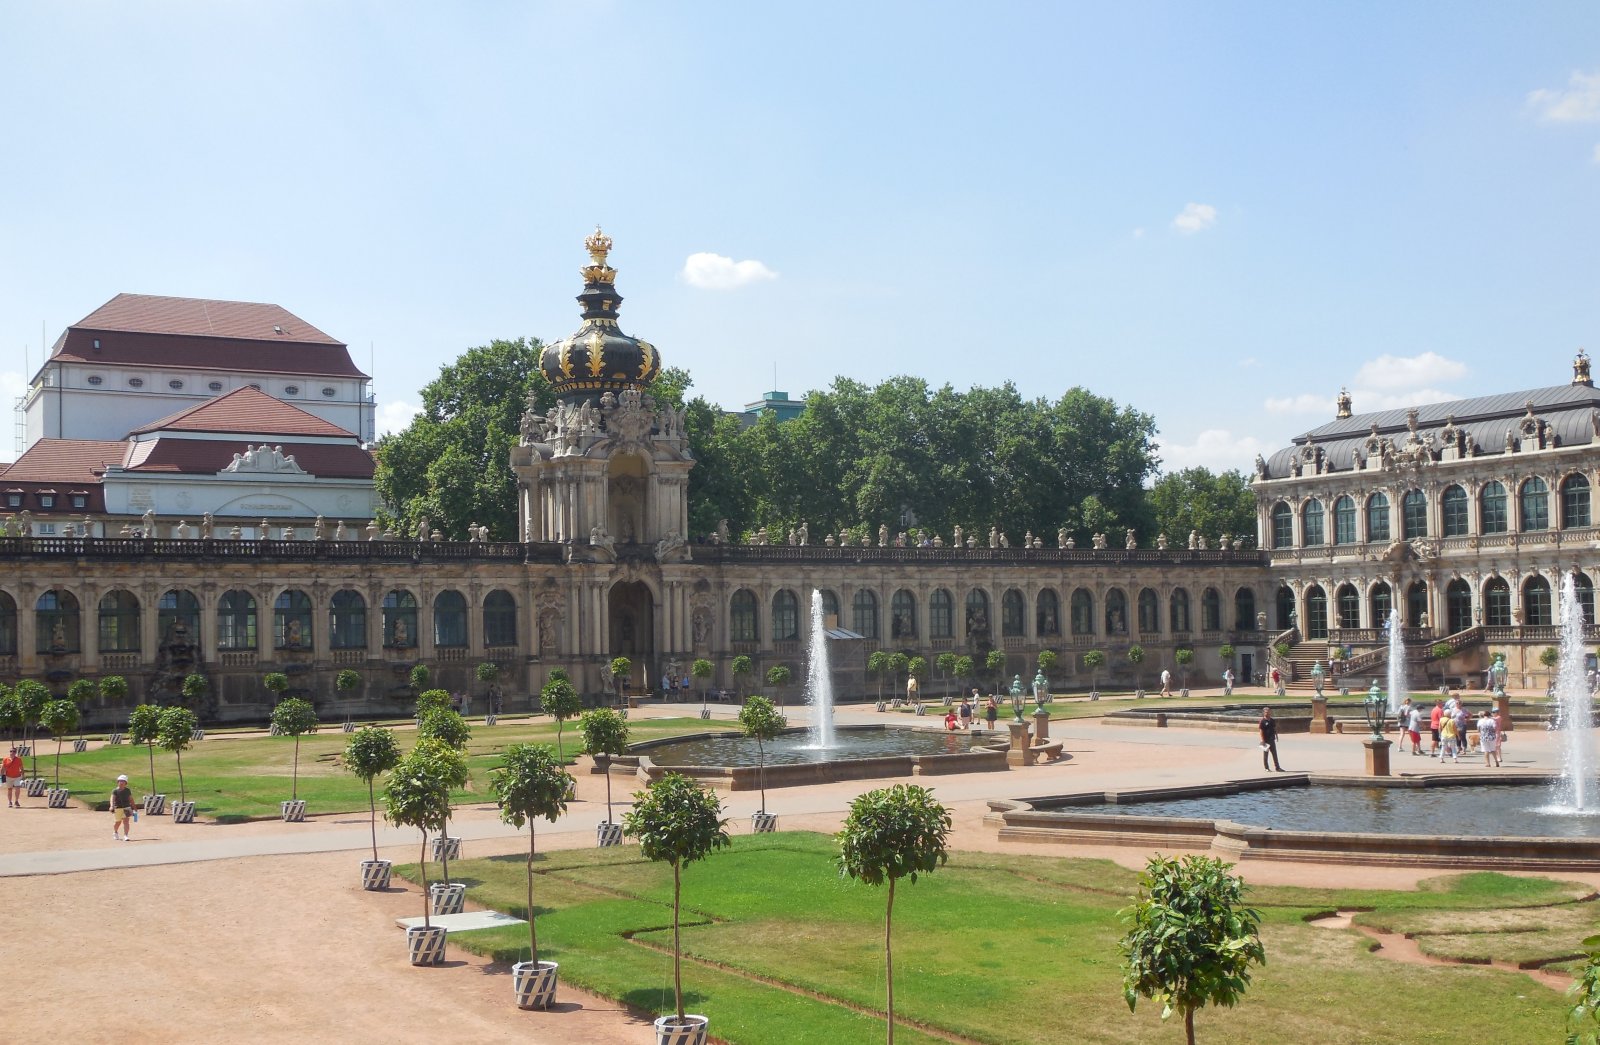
left=107, top=733, right=123, bottom=746
left=752, top=811, right=778, bottom=834
left=72, top=739, right=88, bottom=753
left=281, top=799, right=307, bottom=822
left=46, top=788, right=70, bottom=808
left=512, top=960, right=559, bottom=1010
left=914, top=703, right=927, bottom=716
left=15, top=745, right=29, bottom=757
left=430, top=835, right=461, bottom=862
left=699, top=707, right=711, bottom=720
left=485, top=714, right=497, bottom=726
left=143, top=794, right=166, bottom=815
left=25, top=778, right=47, bottom=797
left=653, top=1014, right=709, bottom=1045
left=342, top=721, right=355, bottom=733
left=620, top=708, right=629, bottom=720
left=360, top=859, right=393, bottom=891
left=406, top=925, right=447, bottom=966
left=596, top=821, right=624, bottom=847
left=429, top=881, right=466, bottom=916
left=190, top=729, right=205, bottom=741
left=171, top=800, right=196, bottom=823
left=876, top=702, right=887, bottom=713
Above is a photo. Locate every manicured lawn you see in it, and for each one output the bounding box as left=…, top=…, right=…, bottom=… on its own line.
left=41, top=716, right=711, bottom=822
left=405, top=832, right=1586, bottom=1044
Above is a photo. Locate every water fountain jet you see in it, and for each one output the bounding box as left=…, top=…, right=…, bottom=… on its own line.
left=805, top=589, right=836, bottom=750
left=1386, top=608, right=1406, bottom=717
left=1552, top=573, right=1598, bottom=812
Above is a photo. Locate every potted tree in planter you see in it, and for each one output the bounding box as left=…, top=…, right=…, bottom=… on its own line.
left=1174, top=647, right=1195, bottom=697
left=867, top=650, right=889, bottom=710
left=336, top=669, right=361, bottom=731
left=0, top=689, right=19, bottom=753
left=474, top=662, right=500, bottom=723
left=953, top=655, right=974, bottom=699
left=40, top=698, right=79, bottom=808
left=344, top=725, right=402, bottom=889
left=888, top=652, right=910, bottom=708
left=14, top=680, right=48, bottom=787
left=609, top=655, right=633, bottom=710
left=181, top=673, right=208, bottom=732
left=263, top=671, right=290, bottom=708
left=409, top=664, right=432, bottom=706
left=270, top=697, right=319, bottom=822
left=99, top=675, right=128, bottom=741
left=1219, top=644, right=1236, bottom=695
left=1082, top=650, right=1106, bottom=701
left=538, top=675, right=582, bottom=763
left=837, top=783, right=952, bottom=1045
left=579, top=707, right=629, bottom=846
left=765, top=664, right=792, bottom=710
left=418, top=710, right=472, bottom=875
left=1036, top=650, right=1058, bottom=704
left=691, top=658, right=713, bottom=708
left=623, top=773, right=730, bottom=1045
left=383, top=745, right=455, bottom=966
left=489, top=743, right=573, bottom=1009
left=1126, top=645, right=1146, bottom=698
left=936, top=652, right=959, bottom=706
left=128, top=703, right=165, bottom=813
left=984, top=649, right=1006, bottom=697
left=730, top=655, right=753, bottom=711
left=159, top=705, right=199, bottom=822
left=738, top=696, right=785, bottom=832
left=67, top=678, right=95, bottom=752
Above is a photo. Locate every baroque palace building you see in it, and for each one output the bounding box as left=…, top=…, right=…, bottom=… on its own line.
left=0, top=229, right=1581, bottom=722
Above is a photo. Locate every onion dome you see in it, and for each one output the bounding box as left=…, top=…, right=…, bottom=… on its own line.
left=539, top=228, right=662, bottom=401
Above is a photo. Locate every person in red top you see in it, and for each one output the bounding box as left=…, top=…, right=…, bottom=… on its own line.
left=1429, top=700, right=1444, bottom=757
left=3, top=747, right=23, bottom=807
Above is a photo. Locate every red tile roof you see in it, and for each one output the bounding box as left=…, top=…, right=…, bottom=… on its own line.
left=130, top=386, right=357, bottom=438
left=76, top=293, right=340, bottom=343
left=122, top=439, right=375, bottom=479
left=0, top=440, right=127, bottom=484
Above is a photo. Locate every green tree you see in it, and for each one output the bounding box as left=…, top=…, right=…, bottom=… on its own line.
left=984, top=649, right=1006, bottom=693
left=1082, top=650, right=1107, bottom=695
left=906, top=657, right=927, bottom=698
left=344, top=726, right=402, bottom=862
left=1120, top=854, right=1266, bottom=1045
left=608, top=656, right=632, bottom=706
left=1146, top=468, right=1257, bottom=547
left=157, top=706, right=198, bottom=804
left=418, top=708, right=471, bottom=752
left=270, top=698, right=320, bottom=801
left=181, top=673, right=208, bottom=713
left=336, top=669, right=362, bottom=700
left=1175, top=647, right=1195, bottom=692
left=1036, top=649, right=1058, bottom=681
left=691, top=658, right=714, bottom=700
left=1540, top=644, right=1560, bottom=685
left=67, top=678, right=95, bottom=742
left=474, top=662, right=500, bottom=710
left=837, top=784, right=952, bottom=1045
left=579, top=707, right=630, bottom=825
left=383, top=747, right=456, bottom=928
left=888, top=652, right=910, bottom=699
left=263, top=672, right=290, bottom=702
left=14, top=680, right=49, bottom=778
left=935, top=652, right=959, bottom=697
left=622, top=774, right=731, bottom=1024
left=490, top=743, right=573, bottom=967
left=40, top=699, right=79, bottom=788
left=764, top=664, right=792, bottom=704
left=416, top=688, right=452, bottom=717
left=128, top=704, right=163, bottom=795
left=374, top=337, right=552, bottom=538
left=1569, top=933, right=1600, bottom=1045
left=953, top=655, right=974, bottom=692
left=1218, top=643, right=1235, bottom=664
left=99, top=675, right=128, bottom=715
left=0, top=689, right=19, bottom=747
left=730, top=655, right=753, bottom=699
left=867, top=650, right=891, bottom=703
left=409, top=664, right=432, bottom=696
left=414, top=736, right=470, bottom=887
left=1127, top=645, right=1146, bottom=692
left=539, top=676, right=582, bottom=762
left=738, top=696, right=786, bottom=816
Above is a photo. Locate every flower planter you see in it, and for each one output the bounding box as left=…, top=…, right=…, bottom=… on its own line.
left=752, top=811, right=778, bottom=833
left=653, top=1014, right=709, bottom=1045
left=46, top=787, right=70, bottom=808
left=596, top=821, right=624, bottom=847
left=72, top=739, right=88, bottom=753
left=171, top=800, right=197, bottom=823
left=281, top=799, right=307, bottom=822
left=107, top=733, right=123, bottom=746
left=360, top=859, right=393, bottom=890
left=430, top=835, right=462, bottom=862
left=25, top=778, right=47, bottom=797
left=512, top=959, right=559, bottom=1010
left=143, top=793, right=166, bottom=815
left=429, top=881, right=466, bottom=915
left=406, top=924, right=447, bottom=966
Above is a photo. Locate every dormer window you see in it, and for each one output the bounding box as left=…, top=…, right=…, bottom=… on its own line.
left=37, top=493, right=55, bottom=509
left=86, top=375, right=103, bottom=386
left=284, top=385, right=300, bottom=396
left=169, top=380, right=183, bottom=390
left=321, top=387, right=336, bottom=397
left=209, top=381, right=224, bottom=392
left=92, top=339, right=101, bottom=350
left=5, top=492, right=20, bottom=508
left=128, top=378, right=144, bottom=388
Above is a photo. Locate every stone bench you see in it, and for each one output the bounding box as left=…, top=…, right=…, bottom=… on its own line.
left=1029, top=739, right=1065, bottom=762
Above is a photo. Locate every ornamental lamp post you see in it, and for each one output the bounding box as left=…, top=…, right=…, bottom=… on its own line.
left=1362, top=683, right=1388, bottom=739
left=1009, top=675, right=1025, bottom=724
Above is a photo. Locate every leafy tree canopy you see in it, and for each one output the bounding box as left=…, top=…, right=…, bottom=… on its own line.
left=1147, top=467, right=1257, bottom=546
left=344, top=726, right=401, bottom=782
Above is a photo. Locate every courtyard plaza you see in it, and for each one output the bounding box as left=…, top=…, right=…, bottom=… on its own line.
left=2, top=687, right=1592, bottom=1043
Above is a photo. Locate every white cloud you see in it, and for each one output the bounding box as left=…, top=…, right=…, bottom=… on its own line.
left=1592, top=142, right=1600, bottom=164
left=1157, top=428, right=1274, bottom=474
left=680, top=252, right=778, bottom=290
left=1528, top=70, right=1600, bottom=123
left=1352, top=351, right=1468, bottom=390
left=1238, top=356, right=1259, bottom=368
left=1171, top=202, right=1217, bottom=234
left=1132, top=227, right=1145, bottom=238
left=1264, top=393, right=1328, bottom=415
left=375, top=399, right=422, bottom=438
left=1260, top=351, right=1469, bottom=419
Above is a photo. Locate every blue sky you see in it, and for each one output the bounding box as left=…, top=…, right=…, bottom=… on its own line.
left=2, top=2, right=1597, bottom=474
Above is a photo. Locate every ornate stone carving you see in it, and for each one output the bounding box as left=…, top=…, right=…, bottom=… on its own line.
left=220, top=444, right=306, bottom=475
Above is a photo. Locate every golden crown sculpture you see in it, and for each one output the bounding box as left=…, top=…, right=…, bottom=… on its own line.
left=582, top=226, right=616, bottom=284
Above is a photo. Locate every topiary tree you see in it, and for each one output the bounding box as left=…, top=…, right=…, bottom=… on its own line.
left=888, top=652, right=910, bottom=700
left=1082, top=650, right=1107, bottom=696
left=953, top=655, right=974, bottom=694
left=474, top=661, right=500, bottom=713
left=622, top=773, right=730, bottom=1026
left=1218, top=643, right=1236, bottom=664
left=418, top=708, right=471, bottom=752
left=0, top=688, right=19, bottom=748
left=837, top=784, right=952, bottom=1045
left=383, top=746, right=455, bottom=928
left=344, top=726, right=402, bottom=862
left=1126, top=645, right=1146, bottom=693
left=936, top=652, right=959, bottom=700
left=40, top=699, right=79, bottom=789
left=1538, top=644, right=1559, bottom=688
left=263, top=672, right=290, bottom=702
left=1120, top=854, right=1266, bottom=1045
left=579, top=707, right=629, bottom=826
left=608, top=655, right=632, bottom=705
left=984, top=649, right=1006, bottom=694
left=181, top=673, right=208, bottom=715
left=691, top=658, right=714, bottom=700
left=416, top=688, right=452, bottom=717
left=414, top=736, right=470, bottom=886
left=67, top=678, right=95, bottom=743
left=409, top=664, right=432, bottom=697
left=157, top=705, right=198, bottom=804
left=1037, top=649, right=1058, bottom=679
left=336, top=669, right=361, bottom=701
left=489, top=743, right=573, bottom=968
left=14, top=680, right=49, bottom=777
left=1569, top=933, right=1600, bottom=1045
left=765, top=664, right=792, bottom=706
left=1174, top=647, right=1195, bottom=693
left=738, top=696, right=786, bottom=816
left=128, top=704, right=163, bottom=795
left=270, top=698, right=320, bottom=801
left=906, top=656, right=927, bottom=702
left=99, top=675, right=128, bottom=717
left=538, top=676, right=582, bottom=762
left=867, top=650, right=890, bottom=703
left=731, top=654, right=753, bottom=702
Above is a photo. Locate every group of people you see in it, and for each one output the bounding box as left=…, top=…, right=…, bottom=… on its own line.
left=1396, top=696, right=1504, bottom=766
left=943, top=689, right=1001, bottom=732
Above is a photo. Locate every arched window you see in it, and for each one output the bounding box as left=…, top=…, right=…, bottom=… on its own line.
left=1366, top=493, right=1391, bottom=542
left=1271, top=502, right=1293, bottom=548
left=1523, top=575, right=1553, bottom=626
left=1137, top=588, right=1160, bottom=634
left=1304, top=585, right=1328, bottom=639
left=1575, top=572, right=1595, bottom=624
left=1406, top=581, right=1428, bottom=628
left=772, top=590, right=800, bottom=642
left=1446, top=579, right=1472, bottom=634
left=1335, top=584, right=1360, bottom=630
left=1480, top=481, right=1508, bottom=533
left=217, top=590, right=257, bottom=651
left=383, top=590, right=417, bottom=648
left=1235, top=588, right=1257, bottom=630
left=274, top=590, right=313, bottom=649
left=1274, top=586, right=1294, bottom=631
left=97, top=590, right=140, bottom=653
left=929, top=589, right=954, bottom=639
left=1001, top=589, right=1024, bottom=637
left=964, top=590, right=990, bottom=636
left=1562, top=474, right=1591, bottom=529
left=730, top=589, right=759, bottom=642
left=1370, top=582, right=1393, bottom=626
left=330, top=590, right=367, bottom=649
left=1038, top=589, right=1062, bottom=637
left=891, top=590, right=917, bottom=638
left=1333, top=496, right=1357, bottom=545
left=1170, top=589, right=1191, bottom=633
left=484, top=590, right=517, bottom=647
left=433, top=591, right=467, bottom=648
left=1301, top=499, right=1325, bottom=547
left=36, top=589, right=81, bottom=654
left=819, top=590, right=840, bottom=623
left=1483, top=577, right=1511, bottom=627
left=1521, top=477, right=1549, bottom=532
left=1200, top=588, right=1222, bottom=631
left=851, top=589, right=878, bottom=639
left=0, top=592, right=16, bottom=656
left=1401, top=489, right=1428, bottom=539
left=1105, top=588, right=1128, bottom=635
left=158, top=589, right=200, bottom=645
left=1441, top=485, right=1469, bottom=537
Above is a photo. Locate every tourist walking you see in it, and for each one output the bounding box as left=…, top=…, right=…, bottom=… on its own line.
left=1258, top=708, right=1283, bottom=772
left=959, top=696, right=974, bottom=730
left=1222, top=667, right=1234, bottom=696
left=1429, top=700, right=1444, bottom=756
left=1453, top=703, right=1471, bottom=754
left=1160, top=669, right=1171, bottom=697
left=110, top=774, right=135, bottom=841
left=1440, top=711, right=1460, bottom=762
left=3, top=747, right=22, bottom=807
left=1477, top=708, right=1501, bottom=767
left=984, top=696, right=999, bottom=730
